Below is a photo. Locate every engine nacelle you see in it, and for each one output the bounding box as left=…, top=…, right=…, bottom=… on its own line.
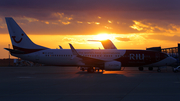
left=104, top=61, right=121, bottom=71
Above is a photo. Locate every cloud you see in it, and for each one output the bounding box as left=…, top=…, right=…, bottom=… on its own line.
left=130, top=20, right=150, bottom=31
left=95, top=22, right=100, bottom=25
left=0, top=18, right=6, bottom=28
left=1, top=0, right=180, bottom=35
left=147, top=35, right=180, bottom=42
left=130, top=20, right=180, bottom=34
left=62, top=36, right=87, bottom=44
left=62, top=37, right=73, bottom=42
left=104, top=26, right=112, bottom=30
left=116, top=37, right=131, bottom=41
left=1, top=0, right=180, bottom=20
left=1, top=0, right=180, bottom=12
left=108, top=20, right=112, bottom=24
left=62, top=21, right=71, bottom=25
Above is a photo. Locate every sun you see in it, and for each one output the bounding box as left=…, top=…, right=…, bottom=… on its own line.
left=93, top=33, right=110, bottom=40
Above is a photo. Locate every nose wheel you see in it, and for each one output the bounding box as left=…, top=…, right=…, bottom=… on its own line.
left=138, top=67, right=144, bottom=71
left=157, top=67, right=161, bottom=72
left=148, top=67, right=153, bottom=71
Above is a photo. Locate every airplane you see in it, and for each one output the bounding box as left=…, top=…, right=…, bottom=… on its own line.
left=4, top=17, right=176, bottom=73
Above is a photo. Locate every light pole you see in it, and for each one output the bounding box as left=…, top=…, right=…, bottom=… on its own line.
left=8, top=44, right=10, bottom=66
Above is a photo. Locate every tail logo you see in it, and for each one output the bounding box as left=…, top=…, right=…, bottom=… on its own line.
left=12, top=33, right=24, bottom=43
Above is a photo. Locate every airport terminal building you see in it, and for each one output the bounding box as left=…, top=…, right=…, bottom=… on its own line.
left=147, top=44, right=180, bottom=65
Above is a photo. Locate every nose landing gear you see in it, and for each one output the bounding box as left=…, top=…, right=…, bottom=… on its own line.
left=139, top=67, right=161, bottom=72
left=138, top=67, right=144, bottom=71
left=148, top=67, right=153, bottom=71
left=157, top=67, right=161, bottom=72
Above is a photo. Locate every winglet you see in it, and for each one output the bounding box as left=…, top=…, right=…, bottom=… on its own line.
left=69, top=43, right=79, bottom=56
left=59, top=45, right=63, bottom=49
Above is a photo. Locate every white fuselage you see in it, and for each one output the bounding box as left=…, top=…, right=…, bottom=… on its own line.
left=11, top=49, right=176, bottom=67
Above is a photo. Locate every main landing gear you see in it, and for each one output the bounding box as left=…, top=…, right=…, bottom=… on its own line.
left=148, top=67, right=153, bottom=71
left=87, top=67, right=94, bottom=73
left=86, top=67, right=103, bottom=73
left=157, top=67, right=161, bottom=72
left=138, top=67, right=144, bottom=71
left=138, top=67, right=161, bottom=72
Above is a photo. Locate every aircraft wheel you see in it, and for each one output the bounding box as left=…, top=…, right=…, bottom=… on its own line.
left=157, top=69, right=161, bottom=72
left=82, top=68, right=85, bottom=71
left=87, top=68, right=94, bottom=73
left=148, top=67, right=153, bottom=71
left=139, top=67, right=144, bottom=71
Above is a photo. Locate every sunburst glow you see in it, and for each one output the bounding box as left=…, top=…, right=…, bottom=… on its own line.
left=93, top=33, right=111, bottom=40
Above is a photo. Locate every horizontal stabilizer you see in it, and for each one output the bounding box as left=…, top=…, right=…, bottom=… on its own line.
left=4, top=48, right=25, bottom=54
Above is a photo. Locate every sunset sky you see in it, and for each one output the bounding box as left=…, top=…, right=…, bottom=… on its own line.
left=1, top=0, right=180, bottom=58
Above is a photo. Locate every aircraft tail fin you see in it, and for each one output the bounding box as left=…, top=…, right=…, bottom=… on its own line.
left=100, top=39, right=117, bottom=49
left=5, top=17, right=48, bottom=53
left=88, top=39, right=117, bottom=49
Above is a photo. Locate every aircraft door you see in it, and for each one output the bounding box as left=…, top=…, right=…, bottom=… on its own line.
left=155, top=53, right=160, bottom=61
left=35, top=52, right=39, bottom=62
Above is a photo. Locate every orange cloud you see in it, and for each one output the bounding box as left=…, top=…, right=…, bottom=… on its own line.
left=87, top=22, right=94, bottom=24
left=62, top=21, right=71, bottom=25
left=108, top=20, right=112, bottom=23
left=95, top=22, right=100, bottom=25
left=0, top=24, right=6, bottom=28
left=51, top=22, right=59, bottom=25
left=0, top=18, right=6, bottom=28
left=62, top=36, right=87, bottom=44
left=62, top=37, right=73, bottom=42
left=65, top=17, right=73, bottom=20
left=130, top=20, right=149, bottom=31
left=104, top=26, right=112, bottom=29
left=0, top=18, right=2, bottom=22
left=116, top=37, right=131, bottom=41
left=45, top=21, right=49, bottom=24
left=51, top=12, right=64, bottom=18
left=24, top=17, right=39, bottom=22
left=130, top=20, right=179, bottom=33
left=77, top=21, right=83, bottom=23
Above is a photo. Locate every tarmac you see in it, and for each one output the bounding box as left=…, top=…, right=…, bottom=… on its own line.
left=0, top=66, right=180, bottom=101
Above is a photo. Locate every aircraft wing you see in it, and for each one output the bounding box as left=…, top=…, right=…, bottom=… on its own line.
left=69, top=43, right=104, bottom=66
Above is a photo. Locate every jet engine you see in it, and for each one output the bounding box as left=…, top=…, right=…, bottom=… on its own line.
left=104, top=61, right=121, bottom=71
